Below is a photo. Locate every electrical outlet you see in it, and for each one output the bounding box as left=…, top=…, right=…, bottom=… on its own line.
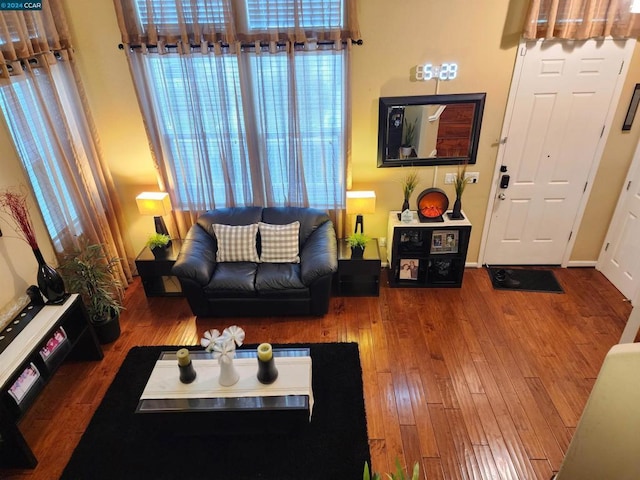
left=444, top=173, right=456, bottom=184
left=464, top=172, right=479, bottom=184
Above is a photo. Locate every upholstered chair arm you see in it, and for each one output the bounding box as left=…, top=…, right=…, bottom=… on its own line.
left=171, top=224, right=217, bottom=286
left=300, top=220, right=338, bottom=285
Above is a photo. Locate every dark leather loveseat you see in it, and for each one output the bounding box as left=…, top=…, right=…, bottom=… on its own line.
left=172, top=206, right=338, bottom=317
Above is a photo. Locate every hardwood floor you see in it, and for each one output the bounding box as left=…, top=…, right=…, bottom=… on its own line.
left=1, top=267, right=632, bottom=479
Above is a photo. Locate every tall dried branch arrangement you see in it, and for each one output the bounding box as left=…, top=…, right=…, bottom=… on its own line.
left=0, top=186, right=39, bottom=249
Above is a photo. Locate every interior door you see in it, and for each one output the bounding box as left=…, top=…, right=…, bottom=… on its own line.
left=597, top=139, right=640, bottom=302
left=483, top=39, right=631, bottom=265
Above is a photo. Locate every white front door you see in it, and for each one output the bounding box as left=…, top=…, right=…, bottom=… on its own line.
left=483, top=39, right=632, bottom=266
left=597, top=139, right=640, bottom=302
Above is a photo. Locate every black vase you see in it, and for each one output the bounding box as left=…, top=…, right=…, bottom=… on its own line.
left=401, top=197, right=410, bottom=212
left=351, top=246, right=365, bottom=259
left=450, top=196, right=464, bottom=220
left=32, top=248, right=66, bottom=304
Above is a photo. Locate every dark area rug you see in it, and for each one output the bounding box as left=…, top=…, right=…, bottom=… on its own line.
left=487, top=267, right=564, bottom=293
left=60, top=343, right=370, bottom=480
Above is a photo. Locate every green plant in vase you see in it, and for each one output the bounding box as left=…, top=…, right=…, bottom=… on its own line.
left=450, top=161, right=471, bottom=220
left=145, top=232, right=171, bottom=257
left=363, top=459, right=420, bottom=480
left=401, top=118, right=416, bottom=158
left=347, top=232, right=371, bottom=258
left=60, top=239, right=124, bottom=344
left=400, top=169, right=419, bottom=213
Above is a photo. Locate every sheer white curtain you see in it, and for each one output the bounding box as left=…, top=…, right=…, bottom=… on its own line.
left=127, top=43, right=348, bottom=236
left=0, top=3, right=133, bottom=283
left=114, top=0, right=359, bottom=238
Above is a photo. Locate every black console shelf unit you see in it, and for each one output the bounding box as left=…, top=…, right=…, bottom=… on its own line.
left=387, top=211, right=471, bottom=288
left=0, top=294, right=103, bottom=469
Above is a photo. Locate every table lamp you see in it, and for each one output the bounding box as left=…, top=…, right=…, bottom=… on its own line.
left=136, top=192, right=172, bottom=242
left=346, top=190, right=376, bottom=234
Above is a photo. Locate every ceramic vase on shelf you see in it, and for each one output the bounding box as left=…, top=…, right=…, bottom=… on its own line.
left=401, top=197, right=410, bottom=213
left=218, top=354, right=239, bottom=386
left=32, top=248, right=66, bottom=304
left=256, top=343, right=278, bottom=384
left=351, top=246, right=364, bottom=259
left=450, top=196, right=464, bottom=220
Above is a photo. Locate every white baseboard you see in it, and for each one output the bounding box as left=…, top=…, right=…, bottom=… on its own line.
left=566, top=261, right=597, bottom=268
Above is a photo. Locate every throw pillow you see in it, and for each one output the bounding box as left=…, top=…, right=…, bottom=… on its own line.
left=259, top=221, right=300, bottom=263
left=212, top=223, right=260, bottom=262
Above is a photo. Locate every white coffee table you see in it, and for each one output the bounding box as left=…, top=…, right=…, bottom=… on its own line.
left=135, top=348, right=313, bottom=430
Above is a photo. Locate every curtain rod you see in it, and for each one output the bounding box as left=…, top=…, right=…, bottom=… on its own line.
left=118, top=39, right=363, bottom=50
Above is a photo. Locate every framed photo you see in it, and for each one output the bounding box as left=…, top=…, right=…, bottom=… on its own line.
left=39, top=326, right=68, bottom=361
left=399, top=258, right=420, bottom=280
left=9, top=363, right=41, bottom=404
left=430, top=230, right=459, bottom=254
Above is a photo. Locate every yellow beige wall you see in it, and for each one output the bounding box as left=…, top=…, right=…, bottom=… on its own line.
left=1, top=0, right=640, bottom=311
left=350, top=0, right=526, bottom=263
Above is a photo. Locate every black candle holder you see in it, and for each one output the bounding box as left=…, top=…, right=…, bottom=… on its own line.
left=179, top=361, right=197, bottom=384
left=177, top=348, right=197, bottom=384
left=256, top=343, right=278, bottom=384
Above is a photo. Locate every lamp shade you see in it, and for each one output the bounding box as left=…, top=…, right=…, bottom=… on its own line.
left=136, top=192, right=172, bottom=216
left=346, top=191, right=376, bottom=215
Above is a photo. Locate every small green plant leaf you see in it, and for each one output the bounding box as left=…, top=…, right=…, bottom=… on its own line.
left=146, top=232, right=171, bottom=249
left=347, top=232, right=371, bottom=248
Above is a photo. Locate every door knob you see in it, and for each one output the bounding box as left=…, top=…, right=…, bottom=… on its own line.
left=498, top=193, right=506, bottom=200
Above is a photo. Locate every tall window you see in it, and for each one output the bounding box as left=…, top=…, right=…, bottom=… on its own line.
left=0, top=3, right=133, bottom=284
left=115, top=0, right=358, bottom=221
left=0, top=62, right=85, bottom=248
left=143, top=47, right=345, bottom=209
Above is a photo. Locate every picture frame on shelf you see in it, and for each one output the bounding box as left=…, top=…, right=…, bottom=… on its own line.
left=399, top=258, right=420, bottom=280
left=39, top=326, right=68, bottom=360
left=8, top=363, right=41, bottom=404
left=430, top=230, right=459, bottom=254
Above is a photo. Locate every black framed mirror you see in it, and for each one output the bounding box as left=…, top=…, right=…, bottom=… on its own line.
left=377, top=93, right=486, bottom=167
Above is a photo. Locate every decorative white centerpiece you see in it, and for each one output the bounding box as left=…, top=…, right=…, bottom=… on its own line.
left=201, top=325, right=245, bottom=386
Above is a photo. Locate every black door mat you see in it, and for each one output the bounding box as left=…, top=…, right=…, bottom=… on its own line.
left=486, top=267, right=564, bottom=293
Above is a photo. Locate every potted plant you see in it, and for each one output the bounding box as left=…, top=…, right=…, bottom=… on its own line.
left=146, top=232, right=171, bottom=258
left=363, top=459, right=420, bottom=480
left=450, top=161, right=471, bottom=220
left=60, top=240, right=124, bottom=344
left=401, top=118, right=416, bottom=158
left=347, top=232, right=371, bottom=258
left=400, top=169, right=419, bottom=213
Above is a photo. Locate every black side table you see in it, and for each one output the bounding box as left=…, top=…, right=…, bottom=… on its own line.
left=336, top=238, right=381, bottom=296
left=135, top=239, right=183, bottom=297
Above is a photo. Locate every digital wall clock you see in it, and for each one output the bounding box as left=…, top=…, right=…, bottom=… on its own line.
left=416, top=63, right=458, bottom=81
